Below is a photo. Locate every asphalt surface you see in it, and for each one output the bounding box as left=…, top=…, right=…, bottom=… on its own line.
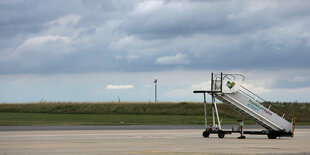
left=1, top=129, right=309, bottom=154
left=0, top=125, right=309, bottom=131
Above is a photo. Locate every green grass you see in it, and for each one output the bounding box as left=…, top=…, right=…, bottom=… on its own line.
left=0, top=102, right=309, bottom=126
left=0, top=112, right=240, bottom=126
left=0, top=102, right=205, bottom=115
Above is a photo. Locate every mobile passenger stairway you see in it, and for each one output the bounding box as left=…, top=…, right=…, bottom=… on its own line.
left=194, top=73, right=296, bottom=139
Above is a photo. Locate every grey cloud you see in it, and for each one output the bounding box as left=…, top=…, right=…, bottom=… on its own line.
left=271, top=73, right=310, bottom=89
left=0, top=47, right=118, bottom=74
left=120, top=1, right=310, bottom=39
left=155, top=53, right=190, bottom=65
left=272, top=79, right=310, bottom=89
left=119, top=1, right=266, bottom=39
left=0, top=0, right=310, bottom=74
left=0, top=0, right=82, bottom=39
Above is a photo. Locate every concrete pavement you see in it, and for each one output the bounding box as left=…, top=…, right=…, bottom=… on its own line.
left=0, top=128, right=309, bottom=154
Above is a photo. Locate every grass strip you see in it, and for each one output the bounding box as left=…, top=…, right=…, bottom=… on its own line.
left=0, top=112, right=251, bottom=126
left=0, top=102, right=309, bottom=125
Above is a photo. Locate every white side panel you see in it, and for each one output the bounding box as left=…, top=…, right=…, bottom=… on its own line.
left=217, top=91, right=292, bottom=132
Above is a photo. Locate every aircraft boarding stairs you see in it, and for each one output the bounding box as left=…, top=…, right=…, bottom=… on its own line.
left=194, top=73, right=295, bottom=139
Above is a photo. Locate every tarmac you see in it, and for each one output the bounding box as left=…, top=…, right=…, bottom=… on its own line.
left=2, top=125, right=310, bottom=131
left=0, top=126, right=309, bottom=155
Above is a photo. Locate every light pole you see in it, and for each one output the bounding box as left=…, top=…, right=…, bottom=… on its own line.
left=154, top=78, right=158, bottom=102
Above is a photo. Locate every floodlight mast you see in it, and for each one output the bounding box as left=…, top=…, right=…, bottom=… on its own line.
left=154, top=78, right=158, bottom=102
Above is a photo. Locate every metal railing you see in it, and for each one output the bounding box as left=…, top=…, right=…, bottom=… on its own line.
left=239, top=85, right=266, bottom=103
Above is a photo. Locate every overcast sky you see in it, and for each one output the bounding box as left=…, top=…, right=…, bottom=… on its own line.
left=1, top=0, right=310, bottom=103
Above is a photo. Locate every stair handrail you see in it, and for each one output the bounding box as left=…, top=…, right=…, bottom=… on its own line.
left=239, top=85, right=267, bottom=103
left=213, top=73, right=245, bottom=82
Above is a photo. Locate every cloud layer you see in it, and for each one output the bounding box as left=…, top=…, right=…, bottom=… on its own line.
left=1, top=0, right=310, bottom=102
left=0, top=0, right=309, bottom=74
left=106, top=84, right=134, bottom=90
left=155, top=53, right=190, bottom=65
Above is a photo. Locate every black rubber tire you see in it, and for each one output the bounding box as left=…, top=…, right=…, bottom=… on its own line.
left=202, top=131, right=210, bottom=138
left=267, top=132, right=277, bottom=139
left=218, top=131, right=225, bottom=138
